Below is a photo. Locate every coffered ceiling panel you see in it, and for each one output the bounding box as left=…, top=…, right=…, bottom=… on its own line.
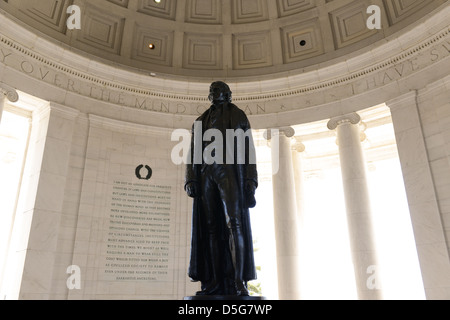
left=384, top=0, right=434, bottom=25
left=231, top=0, right=268, bottom=24
left=233, top=31, right=272, bottom=69
left=0, top=0, right=445, bottom=80
left=131, top=23, right=174, bottom=66
left=276, top=0, right=315, bottom=17
left=329, top=0, right=379, bottom=49
left=183, top=32, right=223, bottom=70
left=76, top=4, right=125, bottom=54
left=18, top=0, right=73, bottom=32
left=281, top=18, right=324, bottom=63
left=137, top=0, right=177, bottom=20
left=185, top=0, right=222, bottom=24
left=107, top=0, right=129, bottom=8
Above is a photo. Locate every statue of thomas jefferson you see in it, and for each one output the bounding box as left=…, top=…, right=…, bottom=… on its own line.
left=185, top=81, right=258, bottom=296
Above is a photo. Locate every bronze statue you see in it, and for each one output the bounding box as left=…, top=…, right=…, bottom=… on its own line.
left=185, top=81, right=258, bottom=296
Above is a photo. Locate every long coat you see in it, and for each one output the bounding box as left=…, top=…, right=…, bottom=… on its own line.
left=185, top=102, right=258, bottom=283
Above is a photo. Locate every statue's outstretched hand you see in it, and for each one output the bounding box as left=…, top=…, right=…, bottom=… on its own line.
left=186, top=182, right=200, bottom=198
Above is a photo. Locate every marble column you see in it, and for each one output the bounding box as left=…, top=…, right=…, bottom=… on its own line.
left=291, top=137, right=307, bottom=299
left=266, top=127, right=301, bottom=300
left=0, top=84, right=19, bottom=124
left=387, top=91, right=450, bottom=299
left=327, top=113, right=382, bottom=300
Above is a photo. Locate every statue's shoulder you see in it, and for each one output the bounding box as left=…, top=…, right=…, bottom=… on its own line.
left=190, top=111, right=208, bottom=131
left=196, top=109, right=210, bottom=121
left=229, top=103, right=249, bottom=121
left=229, top=103, right=246, bottom=115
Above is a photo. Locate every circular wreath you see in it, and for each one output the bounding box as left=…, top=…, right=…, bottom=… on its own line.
left=135, top=165, right=152, bottom=180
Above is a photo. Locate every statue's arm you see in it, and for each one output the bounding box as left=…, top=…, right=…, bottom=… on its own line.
left=240, top=111, right=258, bottom=189
left=185, top=124, right=199, bottom=197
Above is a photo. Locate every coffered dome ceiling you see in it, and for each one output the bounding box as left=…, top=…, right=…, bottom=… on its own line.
left=0, top=0, right=446, bottom=81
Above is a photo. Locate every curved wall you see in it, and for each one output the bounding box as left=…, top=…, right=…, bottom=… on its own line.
left=0, top=2, right=449, bottom=300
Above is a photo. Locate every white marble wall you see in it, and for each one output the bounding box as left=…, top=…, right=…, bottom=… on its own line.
left=49, top=114, right=90, bottom=299
left=1, top=103, right=196, bottom=300
left=3, top=102, right=79, bottom=299
left=65, top=114, right=193, bottom=300
left=418, top=77, right=450, bottom=252
left=387, top=80, right=450, bottom=299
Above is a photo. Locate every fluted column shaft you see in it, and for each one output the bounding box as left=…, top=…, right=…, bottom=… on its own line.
left=267, top=127, right=301, bottom=300
left=328, top=113, right=382, bottom=300
left=291, top=138, right=306, bottom=299
left=291, top=138, right=306, bottom=226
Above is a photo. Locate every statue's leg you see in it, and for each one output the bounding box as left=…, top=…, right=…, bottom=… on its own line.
left=197, top=170, right=224, bottom=296
left=228, top=225, right=249, bottom=296
left=217, top=166, right=249, bottom=296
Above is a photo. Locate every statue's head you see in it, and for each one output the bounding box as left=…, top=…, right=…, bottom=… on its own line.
left=208, top=81, right=232, bottom=104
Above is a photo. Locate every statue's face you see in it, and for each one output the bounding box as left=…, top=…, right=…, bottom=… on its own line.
left=208, top=82, right=231, bottom=103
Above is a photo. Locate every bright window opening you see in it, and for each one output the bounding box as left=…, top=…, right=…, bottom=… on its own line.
left=0, top=107, right=31, bottom=293
left=250, top=104, right=425, bottom=300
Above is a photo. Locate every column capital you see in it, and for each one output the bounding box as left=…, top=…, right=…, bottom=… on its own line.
left=264, top=126, right=295, bottom=140
left=327, top=112, right=361, bottom=130
left=0, top=83, right=19, bottom=103
left=291, top=136, right=305, bottom=153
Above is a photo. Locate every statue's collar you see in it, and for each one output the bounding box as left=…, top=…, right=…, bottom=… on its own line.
left=211, top=102, right=227, bottom=111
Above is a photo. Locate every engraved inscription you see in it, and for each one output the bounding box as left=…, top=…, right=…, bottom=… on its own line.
left=101, top=180, right=172, bottom=282
left=0, top=33, right=448, bottom=115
